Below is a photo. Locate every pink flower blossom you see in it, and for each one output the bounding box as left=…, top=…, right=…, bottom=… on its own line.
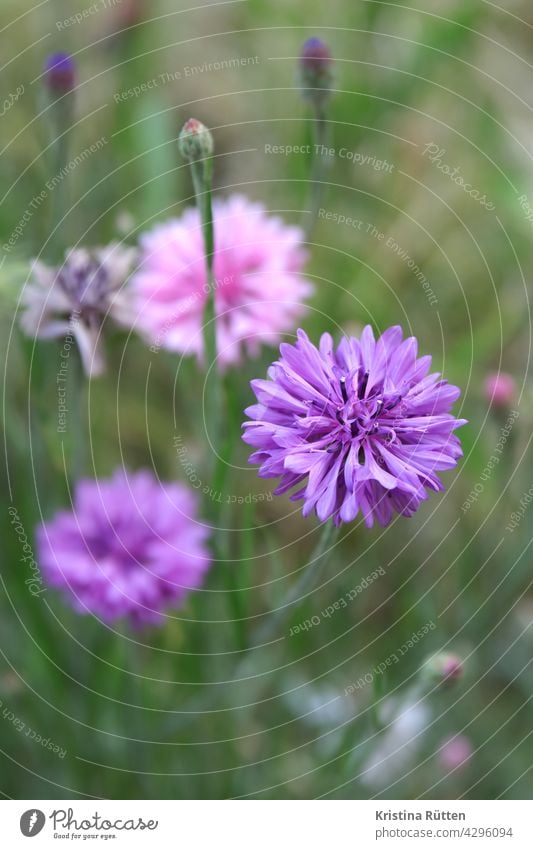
left=132, top=195, right=312, bottom=366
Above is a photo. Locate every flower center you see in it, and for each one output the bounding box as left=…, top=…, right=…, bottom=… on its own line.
left=57, top=258, right=109, bottom=316
left=334, top=373, right=403, bottom=443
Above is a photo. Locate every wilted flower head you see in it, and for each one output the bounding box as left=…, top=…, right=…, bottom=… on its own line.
left=484, top=371, right=515, bottom=408
left=132, top=195, right=312, bottom=367
left=438, top=735, right=473, bottom=772
left=43, top=52, right=76, bottom=93
left=37, top=469, right=211, bottom=626
left=21, top=244, right=137, bottom=376
left=243, top=326, right=466, bottom=527
left=299, top=37, right=333, bottom=109
left=178, top=118, right=214, bottom=162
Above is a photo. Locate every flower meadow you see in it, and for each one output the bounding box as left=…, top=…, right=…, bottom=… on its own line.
left=1, top=0, right=533, bottom=804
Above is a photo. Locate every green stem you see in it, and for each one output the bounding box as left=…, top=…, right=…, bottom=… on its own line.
left=47, top=97, right=73, bottom=259
left=63, top=347, right=86, bottom=483
left=190, top=158, right=223, bottom=501
left=160, top=521, right=339, bottom=735
left=370, top=669, right=386, bottom=732
left=303, top=106, right=330, bottom=240
left=250, top=520, right=338, bottom=648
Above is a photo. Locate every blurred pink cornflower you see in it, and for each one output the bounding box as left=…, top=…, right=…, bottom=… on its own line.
left=438, top=735, right=473, bottom=772
left=484, top=371, right=515, bottom=408
left=20, top=244, right=137, bottom=376
left=37, top=469, right=211, bottom=627
left=132, top=194, right=312, bottom=367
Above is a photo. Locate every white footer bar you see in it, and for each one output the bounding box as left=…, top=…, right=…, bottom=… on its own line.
left=1, top=800, right=530, bottom=848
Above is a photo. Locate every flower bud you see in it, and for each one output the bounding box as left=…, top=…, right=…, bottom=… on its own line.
left=43, top=52, right=76, bottom=94
left=438, top=735, right=472, bottom=771
left=485, top=372, right=515, bottom=408
left=117, top=0, right=143, bottom=28
left=299, top=37, right=333, bottom=109
left=178, top=118, right=214, bottom=162
left=422, top=652, right=463, bottom=685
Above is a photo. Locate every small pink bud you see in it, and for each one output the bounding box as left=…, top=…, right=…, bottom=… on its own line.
left=485, top=372, right=515, bottom=408
left=423, top=652, right=463, bottom=685
left=438, top=735, right=473, bottom=771
left=117, top=0, right=144, bottom=27
left=178, top=118, right=214, bottom=162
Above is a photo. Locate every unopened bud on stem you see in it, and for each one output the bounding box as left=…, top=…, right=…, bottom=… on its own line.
left=299, top=37, right=333, bottom=111
left=485, top=372, right=515, bottom=409
left=422, top=652, right=464, bottom=686
left=178, top=118, right=214, bottom=162
left=43, top=52, right=76, bottom=94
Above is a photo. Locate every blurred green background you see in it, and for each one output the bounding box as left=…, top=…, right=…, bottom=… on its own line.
left=1, top=0, right=533, bottom=799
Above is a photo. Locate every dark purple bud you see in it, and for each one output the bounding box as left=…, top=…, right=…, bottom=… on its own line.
left=300, top=37, right=333, bottom=109
left=300, top=37, right=332, bottom=71
left=43, top=53, right=76, bottom=94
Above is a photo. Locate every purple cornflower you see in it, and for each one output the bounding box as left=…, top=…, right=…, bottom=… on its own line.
left=43, top=53, right=76, bottom=93
left=37, top=469, right=211, bottom=626
left=243, top=326, right=466, bottom=527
